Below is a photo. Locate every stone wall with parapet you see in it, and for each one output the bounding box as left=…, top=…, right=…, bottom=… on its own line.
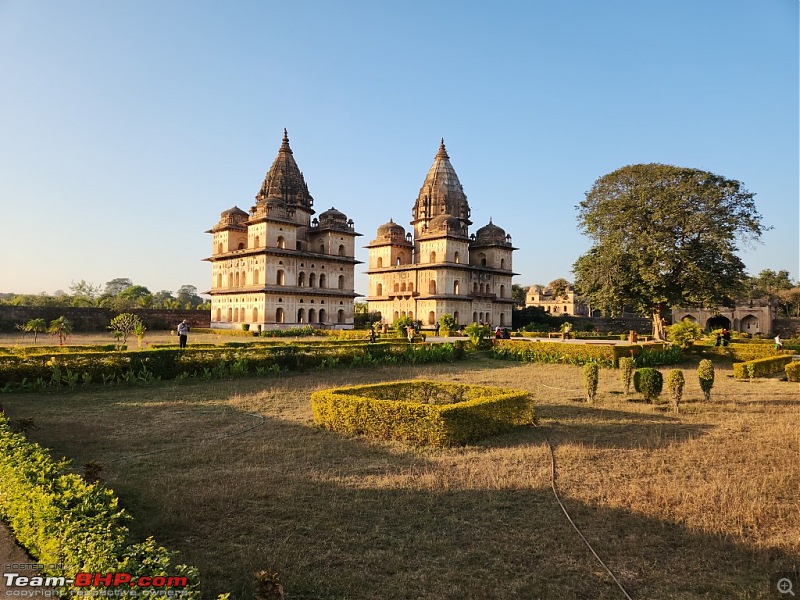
left=0, top=306, right=210, bottom=332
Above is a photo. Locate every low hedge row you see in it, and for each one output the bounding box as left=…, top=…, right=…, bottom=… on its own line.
left=0, top=413, right=203, bottom=596
left=490, top=340, right=680, bottom=368
left=1, top=344, right=122, bottom=357
left=692, top=344, right=792, bottom=362
left=732, top=355, right=795, bottom=379
left=0, top=342, right=462, bottom=390
left=786, top=362, right=800, bottom=382
left=310, top=380, right=535, bottom=446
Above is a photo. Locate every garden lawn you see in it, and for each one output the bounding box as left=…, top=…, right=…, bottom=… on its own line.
left=0, top=357, right=798, bottom=599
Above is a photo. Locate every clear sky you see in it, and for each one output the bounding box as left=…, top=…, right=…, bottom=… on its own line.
left=1, top=0, right=797, bottom=297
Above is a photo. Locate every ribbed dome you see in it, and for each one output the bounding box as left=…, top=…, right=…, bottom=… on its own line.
left=474, top=219, right=507, bottom=244
left=221, top=206, right=248, bottom=217
left=373, top=219, right=409, bottom=245
left=255, top=129, right=314, bottom=210
left=319, top=207, right=347, bottom=221
left=412, top=140, right=471, bottom=227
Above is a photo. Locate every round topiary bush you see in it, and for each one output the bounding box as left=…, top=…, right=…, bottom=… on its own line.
left=698, top=359, right=715, bottom=401
left=633, top=368, right=663, bottom=403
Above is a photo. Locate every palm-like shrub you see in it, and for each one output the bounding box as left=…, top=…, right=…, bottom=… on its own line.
left=583, top=363, right=599, bottom=403
left=666, top=369, right=685, bottom=413
left=618, top=357, right=634, bottom=395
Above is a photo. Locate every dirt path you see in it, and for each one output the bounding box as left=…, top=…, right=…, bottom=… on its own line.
left=0, top=522, right=48, bottom=594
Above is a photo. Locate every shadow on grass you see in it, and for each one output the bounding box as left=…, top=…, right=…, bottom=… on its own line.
left=1, top=379, right=795, bottom=600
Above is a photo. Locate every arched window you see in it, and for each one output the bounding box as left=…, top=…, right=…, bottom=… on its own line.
left=319, top=274, right=326, bottom=288
left=228, top=273, right=234, bottom=287
left=309, top=273, right=316, bottom=288
left=430, top=251, right=436, bottom=263
left=277, top=236, right=285, bottom=249
left=254, top=236, right=260, bottom=248
left=408, top=283, right=413, bottom=292
left=337, top=310, right=345, bottom=324
left=241, top=270, right=247, bottom=286
left=276, top=308, right=284, bottom=323
left=218, top=243, right=223, bottom=254
left=238, top=242, right=244, bottom=250
left=454, top=251, right=460, bottom=264
left=319, top=243, right=325, bottom=254
left=401, top=282, right=407, bottom=292
left=217, top=274, right=222, bottom=288
left=253, top=269, right=260, bottom=285
left=499, top=285, right=505, bottom=298
left=396, top=257, right=401, bottom=266
left=276, top=270, right=285, bottom=286
left=377, top=257, right=383, bottom=268
left=429, top=280, right=437, bottom=294
left=376, top=283, right=383, bottom=296
left=408, top=311, right=414, bottom=320
left=500, top=313, right=506, bottom=326
left=394, top=311, right=399, bottom=321
left=308, top=308, right=316, bottom=323
left=253, top=307, right=259, bottom=322
left=500, top=258, right=505, bottom=269
left=473, top=312, right=477, bottom=323
left=428, top=311, right=435, bottom=325
left=338, top=244, right=345, bottom=256
left=298, top=272, right=306, bottom=287
left=481, top=257, right=487, bottom=267
left=227, top=308, right=232, bottom=322
left=233, top=308, right=239, bottom=323
left=394, top=282, right=400, bottom=293
left=473, top=282, right=478, bottom=293
left=215, top=308, right=221, bottom=322
left=453, top=280, right=460, bottom=295
left=319, top=309, right=326, bottom=323
left=297, top=308, right=305, bottom=323
left=234, top=272, right=240, bottom=286
left=478, top=253, right=487, bottom=267
left=338, top=275, right=345, bottom=290
left=453, top=311, right=459, bottom=325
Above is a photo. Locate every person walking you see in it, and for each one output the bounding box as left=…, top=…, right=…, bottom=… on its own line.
left=177, top=319, right=189, bottom=349
left=774, top=333, right=783, bottom=350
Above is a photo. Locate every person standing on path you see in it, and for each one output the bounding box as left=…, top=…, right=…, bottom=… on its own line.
left=177, top=319, right=189, bottom=348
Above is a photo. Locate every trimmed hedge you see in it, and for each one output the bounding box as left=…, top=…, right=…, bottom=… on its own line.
left=786, top=362, right=800, bottom=382
left=732, top=355, right=795, bottom=379
left=311, top=380, right=535, bottom=446
left=692, top=344, right=792, bottom=362
left=0, top=413, right=202, bottom=596
left=0, top=342, right=461, bottom=390
left=490, top=339, right=679, bottom=368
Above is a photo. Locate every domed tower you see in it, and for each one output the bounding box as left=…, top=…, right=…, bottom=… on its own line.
left=206, top=130, right=360, bottom=332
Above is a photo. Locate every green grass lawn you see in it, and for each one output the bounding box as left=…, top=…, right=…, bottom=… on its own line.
left=1, top=356, right=798, bottom=599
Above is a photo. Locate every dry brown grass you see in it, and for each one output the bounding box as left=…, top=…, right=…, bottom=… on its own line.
left=1, top=356, right=798, bottom=599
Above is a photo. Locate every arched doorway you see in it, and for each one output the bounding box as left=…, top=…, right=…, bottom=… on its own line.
left=706, top=315, right=731, bottom=331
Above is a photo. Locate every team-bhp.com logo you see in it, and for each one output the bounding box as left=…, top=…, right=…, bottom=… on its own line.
left=4, top=570, right=189, bottom=597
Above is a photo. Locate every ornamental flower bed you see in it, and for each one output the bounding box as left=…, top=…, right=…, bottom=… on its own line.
left=310, top=380, right=535, bottom=446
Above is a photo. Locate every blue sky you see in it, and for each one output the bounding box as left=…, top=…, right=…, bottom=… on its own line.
left=1, top=0, right=797, bottom=297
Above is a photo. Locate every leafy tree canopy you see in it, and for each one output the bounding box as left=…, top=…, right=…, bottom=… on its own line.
left=573, top=164, right=768, bottom=339
left=104, top=278, right=133, bottom=297
left=547, top=278, right=571, bottom=300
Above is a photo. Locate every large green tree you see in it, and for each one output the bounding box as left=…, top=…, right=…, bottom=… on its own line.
left=573, top=164, right=768, bottom=340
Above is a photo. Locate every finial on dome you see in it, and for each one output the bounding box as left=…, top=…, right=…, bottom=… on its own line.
left=280, top=129, right=292, bottom=153
left=436, top=138, right=449, bottom=159
left=489, top=217, right=493, bottom=224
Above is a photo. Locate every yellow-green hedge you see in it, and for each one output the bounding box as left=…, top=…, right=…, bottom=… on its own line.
left=310, top=381, right=535, bottom=446
left=732, top=355, right=795, bottom=379
left=786, top=362, right=800, bottom=382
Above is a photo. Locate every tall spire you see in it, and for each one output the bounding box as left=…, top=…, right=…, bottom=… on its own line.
left=256, top=129, right=313, bottom=209
left=412, top=139, right=471, bottom=229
